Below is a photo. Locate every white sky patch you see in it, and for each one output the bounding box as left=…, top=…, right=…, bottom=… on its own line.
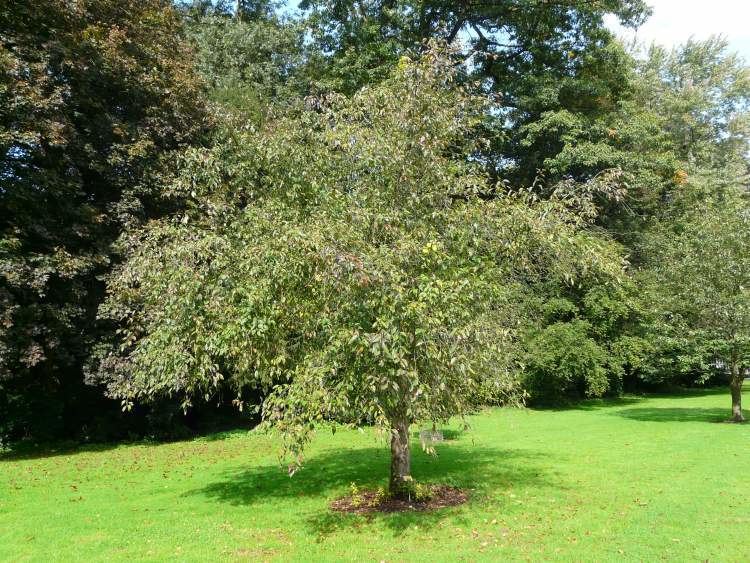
left=605, top=0, right=750, bottom=59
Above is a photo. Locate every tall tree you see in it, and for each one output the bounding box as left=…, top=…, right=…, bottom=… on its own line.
left=0, top=0, right=207, bottom=441
left=300, top=0, right=650, bottom=181
left=92, top=47, right=625, bottom=495
left=631, top=38, right=750, bottom=397
left=643, top=186, right=750, bottom=422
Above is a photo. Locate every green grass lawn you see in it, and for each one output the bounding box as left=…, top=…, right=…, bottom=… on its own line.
left=2, top=388, right=749, bottom=562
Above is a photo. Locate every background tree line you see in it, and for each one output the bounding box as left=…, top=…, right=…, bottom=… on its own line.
left=1, top=0, right=748, bottom=448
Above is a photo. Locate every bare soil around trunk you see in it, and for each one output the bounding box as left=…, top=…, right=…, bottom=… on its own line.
left=330, top=485, right=468, bottom=514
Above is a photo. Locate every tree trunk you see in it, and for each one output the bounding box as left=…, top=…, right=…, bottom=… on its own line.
left=730, top=364, right=744, bottom=422
left=389, top=418, right=411, bottom=499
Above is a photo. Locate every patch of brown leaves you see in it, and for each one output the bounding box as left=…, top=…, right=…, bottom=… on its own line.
left=330, top=485, right=468, bottom=514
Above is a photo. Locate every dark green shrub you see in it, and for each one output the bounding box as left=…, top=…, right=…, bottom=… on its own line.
left=523, top=321, right=609, bottom=404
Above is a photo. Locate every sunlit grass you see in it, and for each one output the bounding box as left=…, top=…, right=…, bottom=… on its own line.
left=1, top=387, right=748, bottom=561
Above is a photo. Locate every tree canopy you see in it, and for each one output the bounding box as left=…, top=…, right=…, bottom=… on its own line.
left=643, top=184, right=750, bottom=421
left=92, top=46, right=626, bottom=493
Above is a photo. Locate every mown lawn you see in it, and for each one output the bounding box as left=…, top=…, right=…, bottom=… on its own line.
left=1, top=388, right=749, bottom=561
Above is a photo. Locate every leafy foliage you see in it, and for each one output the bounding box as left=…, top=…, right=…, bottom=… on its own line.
left=521, top=282, right=647, bottom=403
left=641, top=185, right=750, bottom=419
left=523, top=320, right=609, bottom=403
left=637, top=37, right=750, bottom=171
left=92, top=47, right=625, bottom=488
left=184, top=3, right=305, bottom=117
left=300, top=0, right=651, bottom=186
left=0, top=0, right=207, bottom=441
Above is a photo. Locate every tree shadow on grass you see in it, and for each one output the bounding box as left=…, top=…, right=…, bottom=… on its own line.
left=185, top=442, right=559, bottom=535
left=0, top=441, right=121, bottom=463
left=0, top=427, right=256, bottom=463
left=532, top=387, right=736, bottom=416
left=531, top=395, right=645, bottom=413
left=614, top=407, right=746, bottom=423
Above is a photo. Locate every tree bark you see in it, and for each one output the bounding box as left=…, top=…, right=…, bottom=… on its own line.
left=730, top=364, right=744, bottom=422
left=389, top=418, right=411, bottom=498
